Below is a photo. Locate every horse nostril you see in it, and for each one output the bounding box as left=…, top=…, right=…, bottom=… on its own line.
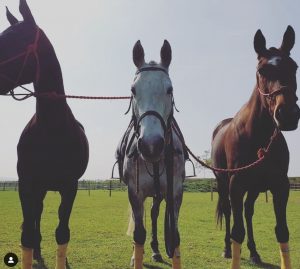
left=294, top=105, right=300, bottom=119
left=138, top=138, right=145, bottom=153
left=275, top=107, right=284, bottom=121
left=137, top=136, right=165, bottom=160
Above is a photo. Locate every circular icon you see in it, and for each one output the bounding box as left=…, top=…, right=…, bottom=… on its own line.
left=4, top=253, right=18, bottom=267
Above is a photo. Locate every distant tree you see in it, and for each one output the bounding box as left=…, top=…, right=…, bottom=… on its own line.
left=195, top=150, right=212, bottom=178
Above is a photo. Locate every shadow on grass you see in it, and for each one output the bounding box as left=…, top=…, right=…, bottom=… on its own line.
left=32, top=258, right=49, bottom=269
left=32, top=257, right=73, bottom=269
left=66, top=257, right=73, bottom=269
left=242, top=259, right=280, bottom=269
left=254, top=262, right=280, bottom=269
left=144, top=260, right=172, bottom=269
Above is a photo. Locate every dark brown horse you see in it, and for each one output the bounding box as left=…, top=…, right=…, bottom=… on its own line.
left=211, top=26, right=299, bottom=269
left=0, top=1, right=89, bottom=268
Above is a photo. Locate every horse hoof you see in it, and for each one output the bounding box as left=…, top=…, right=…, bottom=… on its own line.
left=152, top=253, right=163, bottom=262
left=222, top=250, right=232, bottom=259
left=130, top=256, right=134, bottom=267
left=250, top=255, right=262, bottom=264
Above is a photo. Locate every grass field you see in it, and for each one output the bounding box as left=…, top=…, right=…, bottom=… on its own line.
left=0, top=190, right=299, bottom=269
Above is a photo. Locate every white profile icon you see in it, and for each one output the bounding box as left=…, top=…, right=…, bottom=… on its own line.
left=8, top=256, right=14, bottom=264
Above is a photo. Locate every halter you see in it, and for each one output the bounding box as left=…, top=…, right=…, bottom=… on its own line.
left=135, top=66, right=169, bottom=76
left=256, top=72, right=289, bottom=101
left=0, top=26, right=41, bottom=100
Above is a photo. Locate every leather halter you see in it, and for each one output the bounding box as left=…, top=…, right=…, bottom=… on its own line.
left=135, top=66, right=169, bottom=76
left=135, top=110, right=168, bottom=136
left=132, top=65, right=173, bottom=137
left=256, top=72, right=289, bottom=101
left=0, top=27, right=41, bottom=98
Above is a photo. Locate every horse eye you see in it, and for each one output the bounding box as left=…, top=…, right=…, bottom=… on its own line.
left=167, top=86, right=173, bottom=95
left=131, top=87, right=136, bottom=96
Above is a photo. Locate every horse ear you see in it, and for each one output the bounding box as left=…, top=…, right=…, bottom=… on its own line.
left=160, top=40, right=172, bottom=68
left=19, top=0, right=35, bottom=24
left=280, top=25, right=295, bottom=55
left=133, top=40, right=145, bottom=68
left=6, top=7, right=19, bottom=25
left=254, top=29, right=267, bottom=57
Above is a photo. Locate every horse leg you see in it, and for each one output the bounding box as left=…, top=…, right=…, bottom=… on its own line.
left=150, top=196, right=163, bottom=262
left=55, top=181, right=78, bottom=269
left=230, top=179, right=246, bottom=269
left=244, top=190, right=261, bottom=264
left=271, top=179, right=291, bottom=269
left=129, top=191, right=146, bottom=269
left=19, top=179, right=37, bottom=269
left=170, top=191, right=183, bottom=269
left=33, top=190, right=47, bottom=261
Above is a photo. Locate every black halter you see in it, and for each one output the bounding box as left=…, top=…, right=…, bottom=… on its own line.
left=135, top=66, right=169, bottom=76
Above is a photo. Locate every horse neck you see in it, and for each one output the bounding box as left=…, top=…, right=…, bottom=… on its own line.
left=241, top=84, right=276, bottom=141
left=34, top=33, right=69, bottom=126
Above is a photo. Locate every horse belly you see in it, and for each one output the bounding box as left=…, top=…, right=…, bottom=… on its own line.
left=17, top=133, right=88, bottom=182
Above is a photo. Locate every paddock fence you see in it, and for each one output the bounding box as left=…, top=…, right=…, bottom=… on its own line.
left=0, top=178, right=299, bottom=193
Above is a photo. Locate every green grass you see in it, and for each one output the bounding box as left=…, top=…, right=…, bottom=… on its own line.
left=0, top=191, right=299, bottom=269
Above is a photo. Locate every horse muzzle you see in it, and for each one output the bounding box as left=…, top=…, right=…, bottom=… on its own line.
left=137, top=135, right=165, bottom=163
left=275, top=104, right=300, bottom=131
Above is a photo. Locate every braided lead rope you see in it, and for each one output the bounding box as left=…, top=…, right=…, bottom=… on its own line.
left=172, top=124, right=279, bottom=173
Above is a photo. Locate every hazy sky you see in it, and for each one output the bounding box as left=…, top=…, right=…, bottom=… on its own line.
left=0, top=0, right=299, bottom=180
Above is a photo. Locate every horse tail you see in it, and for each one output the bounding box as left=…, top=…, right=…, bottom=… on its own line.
left=215, top=175, right=230, bottom=229
left=216, top=193, right=223, bottom=229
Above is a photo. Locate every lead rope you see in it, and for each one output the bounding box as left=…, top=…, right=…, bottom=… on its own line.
left=153, top=162, right=161, bottom=199
left=135, top=156, right=139, bottom=194
left=164, top=121, right=176, bottom=258
left=173, top=126, right=279, bottom=173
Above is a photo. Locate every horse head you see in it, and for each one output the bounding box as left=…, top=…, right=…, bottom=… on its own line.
left=131, top=40, right=174, bottom=163
left=254, top=25, right=300, bottom=131
left=0, top=0, right=43, bottom=94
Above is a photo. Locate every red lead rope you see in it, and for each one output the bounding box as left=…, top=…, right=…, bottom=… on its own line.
left=172, top=124, right=279, bottom=174
left=3, top=87, right=131, bottom=101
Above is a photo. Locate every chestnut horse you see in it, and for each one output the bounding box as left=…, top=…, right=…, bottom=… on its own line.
left=0, top=1, right=89, bottom=268
left=211, top=26, right=299, bottom=269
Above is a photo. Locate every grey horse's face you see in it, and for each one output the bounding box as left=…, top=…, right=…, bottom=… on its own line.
left=131, top=40, right=173, bottom=163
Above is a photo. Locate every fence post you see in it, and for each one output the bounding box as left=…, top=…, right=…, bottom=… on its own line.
left=210, top=179, right=213, bottom=201
left=88, top=181, right=91, bottom=196
left=109, top=180, right=112, bottom=197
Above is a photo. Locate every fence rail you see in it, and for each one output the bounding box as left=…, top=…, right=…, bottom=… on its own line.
left=0, top=180, right=127, bottom=192
left=290, top=183, right=300, bottom=191
left=1, top=179, right=300, bottom=192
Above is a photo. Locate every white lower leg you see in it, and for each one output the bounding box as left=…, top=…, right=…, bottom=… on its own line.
left=55, top=243, right=68, bottom=269
left=172, top=246, right=181, bottom=269
left=280, top=243, right=292, bottom=269
left=133, top=242, right=144, bottom=269
left=21, top=246, right=33, bottom=269
left=230, top=240, right=241, bottom=269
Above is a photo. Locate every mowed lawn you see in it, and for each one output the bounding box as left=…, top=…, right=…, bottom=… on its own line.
left=0, top=190, right=299, bottom=269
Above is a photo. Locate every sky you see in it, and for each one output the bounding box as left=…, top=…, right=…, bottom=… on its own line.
left=0, top=0, right=299, bottom=180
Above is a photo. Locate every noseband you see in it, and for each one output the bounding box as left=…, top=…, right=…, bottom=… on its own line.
left=256, top=72, right=290, bottom=101
left=136, top=110, right=168, bottom=135
left=0, top=27, right=41, bottom=99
